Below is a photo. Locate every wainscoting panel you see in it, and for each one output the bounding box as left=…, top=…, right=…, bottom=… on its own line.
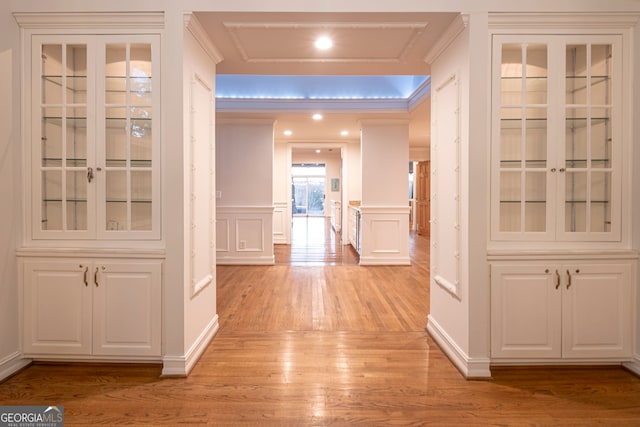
left=359, top=206, right=410, bottom=265
left=273, top=201, right=290, bottom=244
left=217, top=206, right=274, bottom=265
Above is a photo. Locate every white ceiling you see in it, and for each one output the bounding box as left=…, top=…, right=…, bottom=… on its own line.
left=195, top=11, right=460, bottom=151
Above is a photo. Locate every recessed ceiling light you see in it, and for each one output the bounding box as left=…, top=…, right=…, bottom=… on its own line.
left=283, top=130, right=292, bottom=136
left=314, top=36, right=333, bottom=50
left=312, top=113, right=323, bottom=121
left=316, top=149, right=321, bottom=154
left=340, top=130, right=349, bottom=136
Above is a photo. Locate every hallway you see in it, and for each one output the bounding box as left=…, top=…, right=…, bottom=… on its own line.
left=2, top=232, right=639, bottom=425
left=276, top=216, right=360, bottom=266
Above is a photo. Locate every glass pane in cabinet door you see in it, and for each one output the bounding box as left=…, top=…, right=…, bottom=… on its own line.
left=42, top=171, right=62, bottom=230
left=131, top=107, right=152, bottom=167
left=42, top=107, right=62, bottom=167
left=106, top=170, right=127, bottom=231
left=501, top=44, right=522, bottom=105
left=525, top=171, right=546, bottom=232
left=105, top=107, right=127, bottom=167
left=65, top=107, right=87, bottom=167
left=42, top=45, right=62, bottom=105
left=499, top=171, right=521, bottom=232
left=105, top=44, right=127, bottom=105
left=525, top=44, right=547, bottom=105
left=131, top=171, right=152, bottom=231
left=566, top=108, right=588, bottom=169
left=590, top=171, right=612, bottom=232
left=66, top=44, right=87, bottom=104
left=565, top=171, right=587, bottom=232
left=500, top=107, right=522, bottom=168
left=591, top=107, right=612, bottom=168
left=591, top=45, right=612, bottom=106
left=566, top=45, right=587, bottom=105
left=525, top=107, right=546, bottom=168
left=65, top=170, right=87, bottom=231
left=130, top=44, right=152, bottom=106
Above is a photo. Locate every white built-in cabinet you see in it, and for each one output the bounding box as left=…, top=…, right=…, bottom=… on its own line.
left=22, top=258, right=162, bottom=357
left=16, top=14, right=164, bottom=362
left=491, top=260, right=633, bottom=360
left=489, top=26, right=637, bottom=365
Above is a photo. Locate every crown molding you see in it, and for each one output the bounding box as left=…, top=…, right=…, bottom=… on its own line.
left=184, top=13, right=224, bottom=65
left=216, top=98, right=410, bottom=114
left=424, top=14, right=468, bottom=65
left=488, top=13, right=640, bottom=30
left=13, top=12, right=164, bottom=29
left=408, top=77, right=431, bottom=112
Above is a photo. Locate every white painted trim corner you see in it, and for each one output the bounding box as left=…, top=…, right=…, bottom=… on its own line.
left=0, top=352, right=32, bottom=382
left=426, top=315, right=491, bottom=379
left=161, top=315, right=219, bottom=377
left=623, top=355, right=640, bottom=378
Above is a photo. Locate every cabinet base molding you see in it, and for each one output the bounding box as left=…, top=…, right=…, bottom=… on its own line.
left=426, top=315, right=492, bottom=379
left=623, top=356, right=640, bottom=378
left=359, top=255, right=411, bottom=266
left=161, top=314, right=219, bottom=378
left=0, top=352, right=32, bottom=382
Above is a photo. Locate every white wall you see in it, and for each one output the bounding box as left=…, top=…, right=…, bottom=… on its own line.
left=0, top=0, right=28, bottom=380
left=177, top=15, right=219, bottom=375
left=273, top=141, right=290, bottom=244
left=346, top=141, right=361, bottom=204
left=216, top=119, right=274, bottom=264
left=359, top=120, right=410, bottom=265
left=426, top=16, right=489, bottom=377
left=631, top=18, right=640, bottom=373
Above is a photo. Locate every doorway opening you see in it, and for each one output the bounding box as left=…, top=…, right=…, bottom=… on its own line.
left=292, top=163, right=326, bottom=217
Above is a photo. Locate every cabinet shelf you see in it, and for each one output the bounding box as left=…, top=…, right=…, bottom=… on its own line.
left=43, top=199, right=152, bottom=204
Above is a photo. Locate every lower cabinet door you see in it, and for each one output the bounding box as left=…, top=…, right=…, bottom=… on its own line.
left=562, top=262, right=632, bottom=358
left=23, top=259, right=93, bottom=355
left=491, top=263, right=562, bottom=358
left=92, top=260, right=162, bottom=356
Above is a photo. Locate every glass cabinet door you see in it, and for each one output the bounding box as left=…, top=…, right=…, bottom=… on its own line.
left=102, top=42, right=154, bottom=233
left=32, top=35, right=159, bottom=240
left=37, top=39, right=94, bottom=236
left=562, top=41, right=619, bottom=239
left=492, top=35, right=621, bottom=242
left=496, top=41, right=552, bottom=237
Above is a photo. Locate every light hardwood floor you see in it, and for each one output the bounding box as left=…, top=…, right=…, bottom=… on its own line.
left=1, top=221, right=639, bottom=425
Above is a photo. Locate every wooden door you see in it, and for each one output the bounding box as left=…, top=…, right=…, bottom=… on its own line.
left=416, top=161, right=430, bottom=236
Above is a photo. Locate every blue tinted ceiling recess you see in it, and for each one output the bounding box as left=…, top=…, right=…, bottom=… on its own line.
left=216, top=75, right=429, bottom=100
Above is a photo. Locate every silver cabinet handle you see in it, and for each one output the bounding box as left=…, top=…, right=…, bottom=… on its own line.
left=566, top=269, right=572, bottom=289
left=555, top=269, right=561, bottom=290
left=94, top=267, right=99, bottom=287
left=87, top=167, right=94, bottom=183
left=82, top=266, right=88, bottom=287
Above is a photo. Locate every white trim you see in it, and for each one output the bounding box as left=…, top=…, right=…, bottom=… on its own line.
left=184, top=13, right=224, bottom=65
left=424, top=14, right=468, bottom=64
left=359, top=205, right=411, bottom=215
left=13, top=12, right=164, bottom=29
left=216, top=255, right=275, bottom=265
left=161, top=315, right=219, bottom=378
left=0, top=352, right=31, bottom=382
left=16, top=248, right=166, bottom=258
left=488, top=13, right=640, bottom=30
left=427, top=315, right=492, bottom=379
left=407, top=77, right=431, bottom=112
left=623, top=356, right=640, bottom=378
left=359, top=255, right=410, bottom=266
left=217, top=205, right=275, bottom=214
left=487, top=249, right=639, bottom=261
left=216, top=98, right=410, bottom=114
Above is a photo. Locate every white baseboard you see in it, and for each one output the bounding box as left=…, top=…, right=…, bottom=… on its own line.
left=426, top=315, right=491, bottom=379
left=216, top=256, right=275, bottom=265
left=623, top=354, right=640, bottom=377
left=0, top=351, right=31, bottom=382
left=161, top=314, right=219, bottom=377
left=359, top=256, right=411, bottom=266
